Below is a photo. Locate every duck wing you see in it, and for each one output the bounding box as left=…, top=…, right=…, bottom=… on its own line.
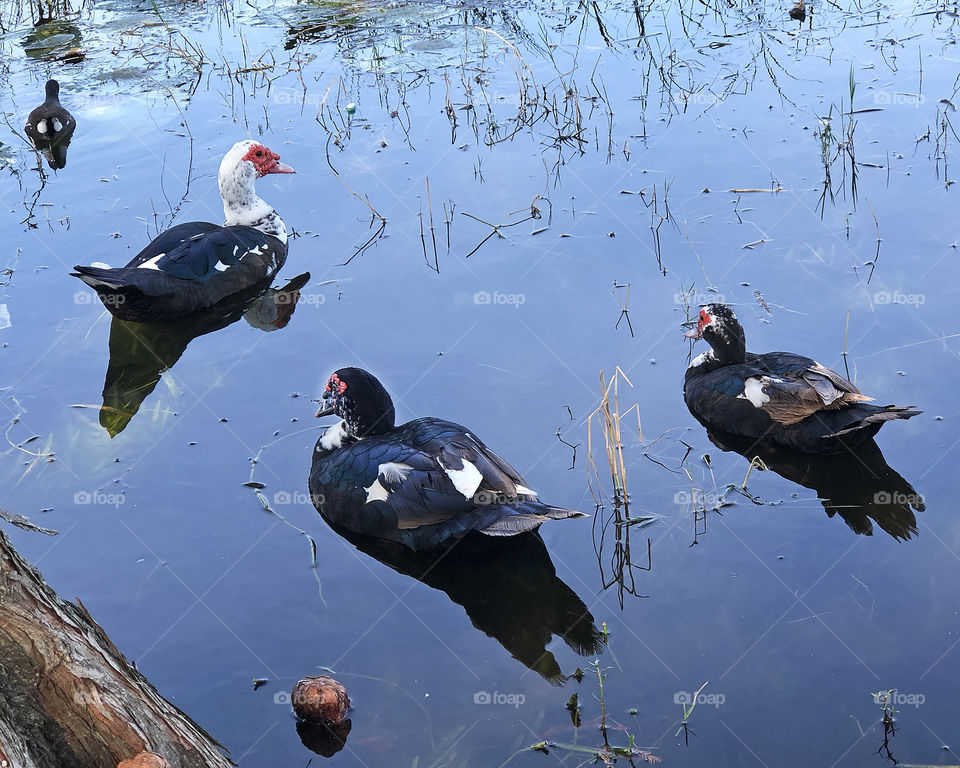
left=72, top=224, right=287, bottom=319
left=121, top=222, right=286, bottom=281
left=311, top=418, right=578, bottom=545
left=687, top=352, right=874, bottom=432
left=747, top=352, right=872, bottom=424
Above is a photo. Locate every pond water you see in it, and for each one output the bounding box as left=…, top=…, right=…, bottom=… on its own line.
left=2, top=0, right=959, bottom=764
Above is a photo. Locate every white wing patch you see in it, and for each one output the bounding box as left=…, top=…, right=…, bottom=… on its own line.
left=214, top=261, right=230, bottom=272
left=379, top=462, right=412, bottom=483
left=440, top=458, right=484, bottom=500
left=364, top=479, right=390, bottom=503
left=91, top=261, right=111, bottom=269
left=738, top=377, right=771, bottom=408
left=319, top=420, right=348, bottom=450
left=364, top=462, right=413, bottom=503
left=138, top=253, right=166, bottom=270
left=515, top=484, right=538, bottom=497
left=36, top=119, right=48, bottom=135
left=52, top=118, right=63, bottom=132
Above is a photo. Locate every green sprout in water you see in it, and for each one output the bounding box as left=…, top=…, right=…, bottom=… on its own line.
left=872, top=688, right=898, bottom=725
left=676, top=681, right=709, bottom=746
left=522, top=656, right=660, bottom=766
left=871, top=688, right=898, bottom=763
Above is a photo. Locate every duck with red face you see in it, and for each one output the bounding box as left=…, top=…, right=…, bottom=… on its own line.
left=309, top=367, right=587, bottom=551
left=72, top=140, right=295, bottom=322
left=683, top=304, right=920, bottom=452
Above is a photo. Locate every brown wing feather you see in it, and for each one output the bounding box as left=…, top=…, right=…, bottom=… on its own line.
left=754, top=362, right=873, bottom=426
left=804, top=362, right=873, bottom=403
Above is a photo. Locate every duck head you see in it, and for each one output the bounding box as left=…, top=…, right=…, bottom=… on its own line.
left=684, top=303, right=746, bottom=365
left=44, top=79, right=61, bottom=104
left=315, top=367, right=396, bottom=439
left=218, top=140, right=295, bottom=240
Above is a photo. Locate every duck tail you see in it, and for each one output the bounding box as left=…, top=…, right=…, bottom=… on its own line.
left=536, top=503, right=589, bottom=521
left=480, top=502, right=587, bottom=536
left=72, top=265, right=130, bottom=290
left=830, top=405, right=922, bottom=438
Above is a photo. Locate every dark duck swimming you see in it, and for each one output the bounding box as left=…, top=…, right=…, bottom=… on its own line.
left=308, top=367, right=586, bottom=551
left=24, top=79, right=76, bottom=170
left=683, top=304, right=920, bottom=452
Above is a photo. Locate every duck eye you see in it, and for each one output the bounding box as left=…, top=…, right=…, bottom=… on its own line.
left=255, top=150, right=263, bottom=157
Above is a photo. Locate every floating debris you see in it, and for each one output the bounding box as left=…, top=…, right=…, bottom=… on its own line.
left=292, top=675, right=350, bottom=724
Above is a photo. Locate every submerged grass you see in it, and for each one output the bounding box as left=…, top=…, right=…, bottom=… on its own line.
left=587, top=367, right=640, bottom=510
left=521, top=655, right=660, bottom=767
left=587, top=369, right=656, bottom=606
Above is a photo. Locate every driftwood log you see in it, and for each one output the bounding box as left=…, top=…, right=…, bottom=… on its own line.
left=0, top=525, right=233, bottom=768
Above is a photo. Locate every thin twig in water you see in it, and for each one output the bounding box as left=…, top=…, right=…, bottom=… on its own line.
left=612, top=282, right=634, bottom=337
left=556, top=406, right=579, bottom=470
left=460, top=198, right=541, bottom=258
left=323, top=133, right=387, bottom=265
left=842, top=309, right=852, bottom=381
left=865, top=198, right=881, bottom=284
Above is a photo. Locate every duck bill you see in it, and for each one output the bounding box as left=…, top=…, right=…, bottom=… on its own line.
left=267, top=160, right=296, bottom=175
left=315, top=399, right=336, bottom=418
left=684, top=327, right=702, bottom=340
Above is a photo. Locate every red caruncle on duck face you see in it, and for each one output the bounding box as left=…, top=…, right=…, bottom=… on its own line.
left=685, top=307, right=714, bottom=339
left=327, top=373, right=348, bottom=396
left=241, top=143, right=295, bottom=177
left=314, top=373, right=349, bottom=418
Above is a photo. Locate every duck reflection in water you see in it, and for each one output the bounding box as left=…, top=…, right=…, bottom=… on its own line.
left=705, top=428, right=923, bottom=540
left=98, top=272, right=310, bottom=436
left=322, top=517, right=604, bottom=684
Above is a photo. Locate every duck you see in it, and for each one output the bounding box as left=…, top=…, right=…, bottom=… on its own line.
left=72, top=140, right=294, bottom=322
left=24, top=79, right=76, bottom=170
left=308, top=367, right=586, bottom=551
left=683, top=304, right=920, bottom=452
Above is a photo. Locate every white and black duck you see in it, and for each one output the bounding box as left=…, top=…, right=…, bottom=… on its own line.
left=24, top=79, right=76, bottom=170
left=72, top=140, right=294, bottom=322
left=683, top=304, right=920, bottom=452
left=309, top=367, right=586, bottom=551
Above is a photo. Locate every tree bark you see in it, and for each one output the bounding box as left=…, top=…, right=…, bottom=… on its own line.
left=0, top=526, right=234, bottom=768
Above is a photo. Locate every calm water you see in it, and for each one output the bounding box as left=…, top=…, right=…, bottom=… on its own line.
left=2, top=0, right=959, bottom=764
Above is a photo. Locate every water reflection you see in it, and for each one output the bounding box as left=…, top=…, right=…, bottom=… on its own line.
left=98, top=272, right=309, bottom=436
left=296, top=718, right=351, bottom=757
left=705, top=429, right=923, bottom=541
left=321, top=518, right=603, bottom=684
